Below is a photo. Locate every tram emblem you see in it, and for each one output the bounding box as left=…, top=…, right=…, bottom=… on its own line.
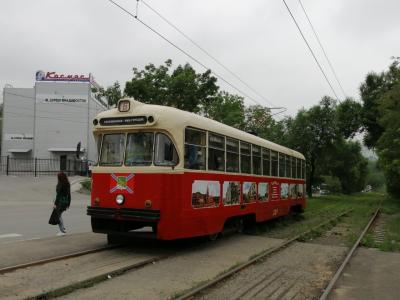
left=110, top=173, right=134, bottom=194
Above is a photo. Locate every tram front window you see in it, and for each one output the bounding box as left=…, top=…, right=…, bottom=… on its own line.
left=125, top=132, right=154, bottom=166
left=100, top=134, right=125, bottom=166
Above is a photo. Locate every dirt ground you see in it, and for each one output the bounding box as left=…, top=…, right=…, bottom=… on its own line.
left=195, top=242, right=347, bottom=300
left=57, top=239, right=346, bottom=300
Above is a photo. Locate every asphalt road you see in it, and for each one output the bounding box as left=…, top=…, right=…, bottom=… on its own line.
left=0, top=175, right=92, bottom=244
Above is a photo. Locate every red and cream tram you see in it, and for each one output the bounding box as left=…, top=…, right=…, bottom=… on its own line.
left=87, top=98, right=306, bottom=242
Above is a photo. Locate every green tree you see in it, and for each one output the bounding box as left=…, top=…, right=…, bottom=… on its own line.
left=336, top=98, right=363, bottom=139
left=93, top=81, right=122, bottom=108
left=285, top=97, right=338, bottom=196
left=360, top=59, right=400, bottom=148
left=206, top=92, right=245, bottom=129
left=124, top=60, right=219, bottom=113
left=376, top=81, right=400, bottom=196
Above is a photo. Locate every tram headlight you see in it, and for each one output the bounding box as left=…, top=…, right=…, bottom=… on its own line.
left=116, top=194, right=125, bottom=205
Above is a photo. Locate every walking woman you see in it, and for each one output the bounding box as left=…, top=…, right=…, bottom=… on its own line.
left=54, top=172, right=71, bottom=235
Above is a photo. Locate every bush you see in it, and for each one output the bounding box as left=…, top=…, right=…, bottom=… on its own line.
left=80, top=179, right=92, bottom=191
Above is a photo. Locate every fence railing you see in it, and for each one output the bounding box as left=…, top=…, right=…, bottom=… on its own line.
left=0, top=156, right=90, bottom=176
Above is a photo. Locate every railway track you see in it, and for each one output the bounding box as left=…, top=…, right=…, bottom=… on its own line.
left=0, top=209, right=354, bottom=299
left=0, top=245, right=119, bottom=275
left=319, top=205, right=381, bottom=300
left=175, top=209, right=352, bottom=300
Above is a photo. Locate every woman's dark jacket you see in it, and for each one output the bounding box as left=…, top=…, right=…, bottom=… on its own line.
left=55, top=184, right=71, bottom=211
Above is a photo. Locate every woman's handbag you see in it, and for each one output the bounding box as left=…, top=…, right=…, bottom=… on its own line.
left=48, top=208, right=60, bottom=225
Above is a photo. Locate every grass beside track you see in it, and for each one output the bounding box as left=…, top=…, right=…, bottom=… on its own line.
left=255, top=193, right=390, bottom=247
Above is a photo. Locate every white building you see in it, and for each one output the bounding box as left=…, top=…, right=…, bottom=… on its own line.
left=1, top=70, right=107, bottom=166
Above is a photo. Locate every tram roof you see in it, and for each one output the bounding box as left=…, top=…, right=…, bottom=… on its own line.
left=94, top=98, right=305, bottom=160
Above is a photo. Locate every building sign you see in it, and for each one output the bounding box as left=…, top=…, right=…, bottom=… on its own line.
left=100, top=116, right=148, bottom=126
left=5, top=133, right=34, bottom=141
left=35, top=70, right=92, bottom=82
left=36, top=94, right=88, bottom=104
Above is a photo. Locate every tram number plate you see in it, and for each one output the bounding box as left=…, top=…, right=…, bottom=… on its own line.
left=272, top=208, right=279, bottom=216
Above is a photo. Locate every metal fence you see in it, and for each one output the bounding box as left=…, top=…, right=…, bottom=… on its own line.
left=0, top=156, right=90, bottom=176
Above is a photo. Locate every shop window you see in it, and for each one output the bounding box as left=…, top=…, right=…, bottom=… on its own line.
left=184, top=128, right=206, bottom=170
left=226, top=138, right=239, bottom=173
left=252, top=145, right=261, bottom=175
left=208, top=133, right=225, bottom=171
left=191, top=180, right=220, bottom=208
left=243, top=182, right=257, bottom=203
left=223, top=181, right=240, bottom=206
left=258, top=182, right=269, bottom=201
left=280, top=183, right=289, bottom=199
left=262, top=148, right=270, bottom=176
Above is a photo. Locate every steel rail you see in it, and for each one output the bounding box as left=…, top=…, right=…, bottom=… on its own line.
left=319, top=205, right=381, bottom=300
left=0, top=245, right=120, bottom=275
left=176, top=209, right=353, bottom=300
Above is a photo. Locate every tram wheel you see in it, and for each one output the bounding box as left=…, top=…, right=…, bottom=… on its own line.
left=236, top=218, right=244, bottom=233
left=208, top=233, right=219, bottom=241
left=107, top=233, right=123, bottom=245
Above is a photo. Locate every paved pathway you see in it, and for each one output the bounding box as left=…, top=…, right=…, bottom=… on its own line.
left=0, top=175, right=91, bottom=244
left=331, top=247, right=400, bottom=300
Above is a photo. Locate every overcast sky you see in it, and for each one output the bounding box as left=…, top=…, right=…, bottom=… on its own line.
left=1, top=0, right=399, bottom=117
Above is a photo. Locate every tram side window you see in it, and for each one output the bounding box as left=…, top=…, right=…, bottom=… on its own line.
left=280, top=183, right=289, bottom=199
left=223, top=181, right=240, bottom=205
left=289, top=184, right=297, bottom=199
left=100, top=134, right=125, bottom=166
left=125, top=132, right=154, bottom=166
left=226, top=138, right=239, bottom=173
left=302, top=160, right=306, bottom=179
left=285, top=155, right=291, bottom=178
left=154, top=133, right=179, bottom=166
left=240, top=142, right=251, bottom=174
left=95, top=134, right=102, bottom=165
left=258, top=182, right=269, bottom=201
left=296, top=158, right=301, bottom=179
left=243, top=182, right=257, bottom=203
left=208, top=133, right=225, bottom=171
left=271, top=151, right=278, bottom=176
left=262, top=148, right=270, bottom=176
left=298, top=184, right=304, bottom=197
left=291, top=157, right=296, bottom=179
left=184, top=128, right=206, bottom=170
left=252, top=145, right=261, bottom=175
left=279, top=153, right=286, bottom=177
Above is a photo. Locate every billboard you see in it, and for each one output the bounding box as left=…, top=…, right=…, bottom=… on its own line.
left=35, top=70, right=92, bottom=82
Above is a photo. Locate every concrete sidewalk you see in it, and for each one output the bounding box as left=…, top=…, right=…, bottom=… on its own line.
left=0, top=175, right=92, bottom=244
left=331, top=247, right=400, bottom=300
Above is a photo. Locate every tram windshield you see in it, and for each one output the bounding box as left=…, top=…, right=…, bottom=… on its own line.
left=99, top=132, right=178, bottom=167
left=100, top=134, right=125, bottom=166
left=125, top=132, right=154, bottom=166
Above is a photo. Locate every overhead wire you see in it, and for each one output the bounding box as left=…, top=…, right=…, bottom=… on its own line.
left=140, top=0, right=277, bottom=108
left=107, top=0, right=275, bottom=109
left=298, top=0, right=347, bottom=98
left=282, top=0, right=340, bottom=102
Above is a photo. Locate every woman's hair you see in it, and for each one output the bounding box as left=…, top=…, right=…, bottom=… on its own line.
left=57, top=172, right=70, bottom=192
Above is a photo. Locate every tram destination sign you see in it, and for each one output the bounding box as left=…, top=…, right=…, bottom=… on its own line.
left=100, top=116, right=148, bottom=126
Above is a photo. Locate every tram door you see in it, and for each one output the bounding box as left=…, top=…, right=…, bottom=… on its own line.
left=60, top=155, right=67, bottom=171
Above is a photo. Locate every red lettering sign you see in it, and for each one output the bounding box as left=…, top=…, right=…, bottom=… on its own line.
left=43, top=71, right=90, bottom=82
